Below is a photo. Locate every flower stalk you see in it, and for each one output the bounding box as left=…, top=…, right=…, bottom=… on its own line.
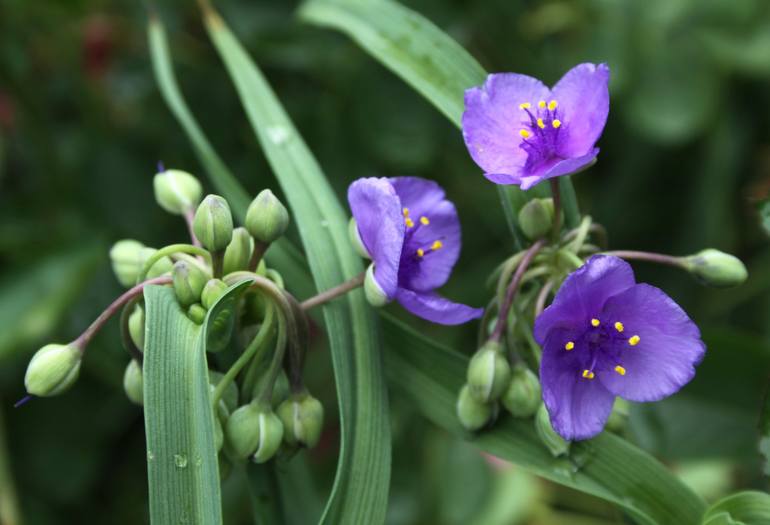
left=300, top=271, right=365, bottom=310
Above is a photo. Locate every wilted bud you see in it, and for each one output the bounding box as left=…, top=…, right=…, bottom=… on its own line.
left=223, top=227, right=253, bottom=275
left=245, top=189, right=289, bottom=244
left=123, top=359, right=143, bottom=406
left=467, top=341, right=511, bottom=403
left=276, top=391, right=324, bottom=448
left=502, top=363, right=541, bottom=418
left=225, top=402, right=284, bottom=463
left=188, top=303, right=207, bottom=324
left=518, top=198, right=554, bottom=240
left=153, top=169, right=202, bottom=215
left=684, top=249, right=748, bottom=288
left=172, top=261, right=208, bottom=307
left=535, top=404, right=570, bottom=457
left=456, top=385, right=494, bottom=431
left=24, top=343, right=81, bottom=397
left=348, top=218, right=370, bottom=258
left=128, top=305, right=145, bottom=351
left=364, top=264, right=390, bottom=307
left=193, top=195, right=234, bottom=252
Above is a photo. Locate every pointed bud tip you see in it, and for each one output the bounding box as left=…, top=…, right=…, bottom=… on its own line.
left=245, top=189, right=290, bottom=244
left=193, top=194, right=234, bottom=252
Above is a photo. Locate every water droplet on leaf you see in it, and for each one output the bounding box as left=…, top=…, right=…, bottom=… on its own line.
left=174, top=454, right=188, bottom=469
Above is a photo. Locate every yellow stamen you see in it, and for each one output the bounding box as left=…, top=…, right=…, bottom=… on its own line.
left=582, top=369, right=595, bottom=379
left=520, top=129, right=531, bottom=139
left=402, top=207, right=410, bottom=216
left=629, top=335, right=640, bottom=346
left=614, top=322, right=624, bottom=333
left=416, top=248, right=425, bottom=257
left=538, top=100, right=546, bottom=109
left=591, top=318, right=600, bottom=327
left=537, top=118, right=545, bottom=129
left=564, top=341, right=575, bottom=351
left=420, top=216, right=430, bottom=226
left=548, top=100, right=558, bottom=110
left=431, top=240, right=443, bottom=250
left=405, top=218, right=415, bottom=228
left=552, top=119, right=562, bottom=129
left=614, top=365, right=626, bottom=376
left=519, top=102, right=531, bottom=110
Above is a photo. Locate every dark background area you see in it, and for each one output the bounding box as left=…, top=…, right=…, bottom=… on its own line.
left=1, top=0, right=770, bottom=523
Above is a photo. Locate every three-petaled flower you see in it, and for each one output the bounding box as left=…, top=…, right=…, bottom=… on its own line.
left=534, top=255, right=705, bottom=440
left=348, top=177, right=483, bottom=325
left=462, top=63, right=610, bottom=189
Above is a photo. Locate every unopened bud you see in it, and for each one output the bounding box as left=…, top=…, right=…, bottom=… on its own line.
left=153, top=169, right=202, bottom=215
left=245, top=189, right=289, bottom=244
left=225, top=402, right=284, bottom=462
left=193, top=195, right=234, bottom=252
left=467, top=341, right=511, bottom=403
left=535, top=404, right=570, bottom=457
left=110, top=240, right=172, bottom=288
left=456, top=385, right=494, bottom=431
left=605, top=398, right=629, bottom=434
left=173, top=261, right=208, bottom=307
left=684, top=249, right=748, bottom=288
left=128, top=305, right=145, bottom=351
left=141, top=247, right=174, bottom=280
left=188, top=303, right=207, bottom=324
left=502, top=363, right=541, bottom=418
left=24, top=343, right=81, bottom=397
left=276, top=391, right=324, bottom=448
left=518, top=198, right=554, bottom=240
left=123, top=359, right=143, bottom=406
left=364, top=264, right=390, bottom=307
left=202, top=279, right=229, bottom=310
left=348, top=218, right=370, bottom=258
left=223, top=227, right=253, bottom=275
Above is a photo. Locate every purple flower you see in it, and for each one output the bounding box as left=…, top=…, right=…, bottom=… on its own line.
left=348, top=177, right=483, bottom=325
left=534, top=255, right=705, bottom=441
left=462, top=63, right=610, bottom=190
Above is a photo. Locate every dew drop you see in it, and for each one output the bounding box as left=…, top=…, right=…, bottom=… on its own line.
left=147, top=451, right=155, bottom=462
left=266, top=125, right=291, bottom=146
left=174, top=454, right=188, bottom=469
left=194, top=456, right=203, bottom=467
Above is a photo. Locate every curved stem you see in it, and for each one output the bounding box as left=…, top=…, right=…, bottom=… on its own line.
left=119, top=297, right=144, bottom=364
left=183, top=208, right=201, bottom=248
left=602, top=250, right=686, bottom=268
left=138, top=243, right=211, bottom=282
left=565, top=215, right=592, bottom=253
left=534, top=280, right=555, bottom=318
left=550, top=178, right=562, bottom=240
left=249, top=241, right=269, bottom=272
left=256, top=310, right=287, bottom=406
left=494, top=252, right=527, bottom=307
left=300, top=272, right=365, bottom=310
left=284, top=292, right=310, bottom=393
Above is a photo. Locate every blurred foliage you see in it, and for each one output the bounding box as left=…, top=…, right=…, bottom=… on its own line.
left=1, top=0, right=769, bottom=523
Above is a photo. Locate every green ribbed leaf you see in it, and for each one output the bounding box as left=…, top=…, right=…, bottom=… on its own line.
left=201, top=7, right=390, bottom=524
left=702, top=492, right=770, bottom=525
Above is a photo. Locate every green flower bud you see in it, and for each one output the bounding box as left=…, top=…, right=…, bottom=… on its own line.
left=123, top=359, right=143, bottom=406
left=225, top=402, right=284, bottom=463
left=223, top=227, right=253, bottom=275
left=201, top=279, right=229, bottom=310
left=245, top=189, right=289, bottom=244
left=24, top=343, right=81, bottom=397
left=109, top=240, right=170, bottom=287
left=141, top=247, right=174, bottom=279
left=364, top=264, right=390, bottom=307
left=684, top=249, right=748, bottom=288
left=276, top=391, right=324, bottom=448
left=153, top=169, right=203, bottom=215
left=535, top=403, right=570, bottom=457
left=518, top=198, right=554, bottom=240
left=467, top=341, right=511, bottom=403
left=193, top=195, right=234, bottom=252
left=348, top=218, right=370, bottom=258
left=128, top=305, right=144, bottom=351
left=456, top=385, right=494, bottom=431
left=188, top=303, right=207, bottom=324
left=605, top=398, right=629, bottom=434
left=172, top=261, right=208, bottom=307
left=502, top=363, right=541, bottom=418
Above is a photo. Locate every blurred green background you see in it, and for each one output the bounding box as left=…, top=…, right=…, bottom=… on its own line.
left=2, top=0, right=770, bottom=523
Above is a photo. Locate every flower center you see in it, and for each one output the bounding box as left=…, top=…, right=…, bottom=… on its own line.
left=402, top=207, right=444, bottom=260
left=563, top=318, right=641, bottom=380
left=517, top=99, right=565, bottom=173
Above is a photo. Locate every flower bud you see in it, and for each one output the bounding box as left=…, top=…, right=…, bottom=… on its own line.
left=518, top=198, right=554, bottom=240
left=24, top=343, right=81, bottom=397
left=467, top=341, right=511, bottom=403
left=141, top=247, right=174, bottom=279
left=456, top=385, right=494, bottom=431
left=684, top=249, right=748, bottom=288
left=225, top=402, right=284, bottom=463
left=193, top=195, right=234, bottom=252
left=502, top=363, right=541, bottom=418
left=201, top=279, right=229, bottom=310
left=123, top=359, right=143, bottom=406
left=364, top=264, right=390, bottom=307
left=276, top=391, right=324, bottom=448
left=223, top=227, right=253, bottom=275
left=245, top=189, right=289, bottom=244
left=535, top=404, right=570, bottom=457
left=605, top=398, right=629, bottom=434
left=188, top=303, right=207, bottom=324
left=109, top=240, right=171, bottom=287
left=128, top=305, right=145, bottom=351
left=153, top=169, right=203, bottom=215
left=173, top=261, right=208, bottom=307
left=348, top=218, right=370, bottom=258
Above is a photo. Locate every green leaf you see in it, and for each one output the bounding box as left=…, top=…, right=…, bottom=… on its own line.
left=298, top=0, right=581, bottom=236
left=702, top=492, right=770, bottom=525
left=381, top=313, right=706, bottom=525
left=143, top=281, right=250, bottom=525
left=201, top=7, right=391, bottom=524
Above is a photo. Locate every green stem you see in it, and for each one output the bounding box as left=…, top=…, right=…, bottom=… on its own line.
left=211, top=249, right=225, bottom=278
left=300, top=272, right=365, bottom=310
left=565, top=215, right=593, bottom=253
left=550, top=178, right=562, bottom=240
left=138, top=243, right=211, bottom=282
left=119, top=297, right=144, bottom=364
left=249, top=241, right=269, bottom=272
left=601, top=250, right=686, bottom=269
left=256, top=310, right=287, bottom=406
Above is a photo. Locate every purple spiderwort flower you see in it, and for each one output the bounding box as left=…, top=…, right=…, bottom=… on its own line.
left=534, top=255, right=705, bottom=441
left=348, top=177, right=483, bottom=325
left=462, top=63, right=610, bottom=190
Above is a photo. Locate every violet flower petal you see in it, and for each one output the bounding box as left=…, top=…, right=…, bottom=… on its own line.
left=396, top=288, right=483, bottom=325
left=519, top=148, right=599, bottom=190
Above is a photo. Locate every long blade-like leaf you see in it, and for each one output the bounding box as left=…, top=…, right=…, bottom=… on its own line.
left=201, top=7, right=391, bottom=524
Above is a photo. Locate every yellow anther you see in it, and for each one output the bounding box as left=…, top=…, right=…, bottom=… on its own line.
left=420, top=216, right=430, bottom=226
left=552, top=119, right=562, bottom=129
left=629, top=335, right=640, bottom=346
left=614, top=365, right=626, bottom=376
left=582, top=369, right=595, bottom=379
left=548, top=100, right=558, bottom=110
left=564, top=341, right=575, bottom=351
left=614, top=322, right=624, bottom=333
left=416, top=248, right=425, bottom=257
left=519, top=102, right=531, bottom=110
left=405, top=218, right=415, bottom=228
left=538, top=100, right=546, bottom=109
left=402, top=207, right=410, bottom=216
left=431, top=240, right=443, bottom=250
left=537, top=118, right=546, bottom=129
left=520, top=129, right=531, bottom=139
left=591, top=318, right=600, bottom=327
